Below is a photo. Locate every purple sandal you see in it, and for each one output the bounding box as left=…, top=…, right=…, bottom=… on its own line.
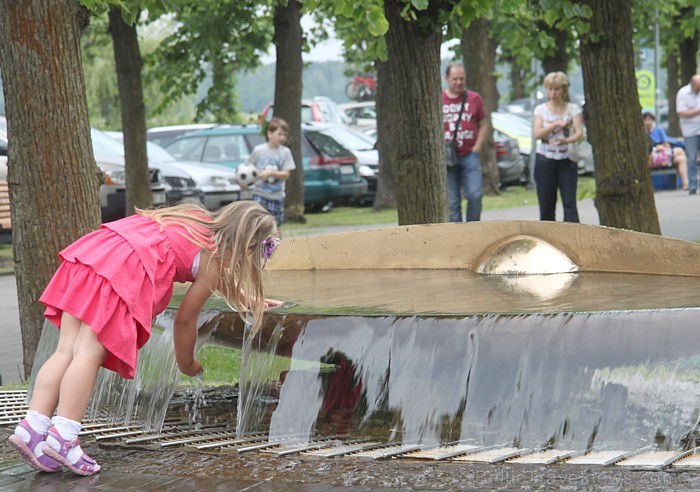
left=43, top=427, right=101, bottom=476
left=8, top=419, right=62, bottom=473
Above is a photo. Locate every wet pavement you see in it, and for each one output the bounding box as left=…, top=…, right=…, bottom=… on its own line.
left=2, top=426, right=700, bottom=491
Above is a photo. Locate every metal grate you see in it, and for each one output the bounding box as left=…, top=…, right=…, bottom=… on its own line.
left=2, top=390, right=699, bottom=471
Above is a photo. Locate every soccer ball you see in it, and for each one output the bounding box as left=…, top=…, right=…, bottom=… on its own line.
left=235, top=164, right=259, bottom=188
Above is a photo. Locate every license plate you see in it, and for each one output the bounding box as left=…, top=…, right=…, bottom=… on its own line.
left=152, top=191, right=167, bottom=204
left=340, top=165, right=355, bottom=175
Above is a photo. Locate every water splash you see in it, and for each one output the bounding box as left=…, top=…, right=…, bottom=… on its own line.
left=236, top=314, right=284, bottom=437
left=184, top=378, right=206, bottom=429
left=28, top=310, right=219, bottom=431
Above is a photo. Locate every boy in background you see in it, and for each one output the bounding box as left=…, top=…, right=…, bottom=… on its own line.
left=243, top=117, right=296, bottom=225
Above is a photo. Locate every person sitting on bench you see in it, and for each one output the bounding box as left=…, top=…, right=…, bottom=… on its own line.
left=644, top=111, right=689, bottom=190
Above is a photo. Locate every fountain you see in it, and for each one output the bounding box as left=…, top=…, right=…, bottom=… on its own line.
left=194, top=221, right=700, bottom=453
left=23, top=220, right=700, bottom=465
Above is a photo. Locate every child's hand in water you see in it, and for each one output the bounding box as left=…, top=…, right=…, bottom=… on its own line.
left=179, top=359, right=204, bottom=377
left=264, top=298, right=283, bottom=310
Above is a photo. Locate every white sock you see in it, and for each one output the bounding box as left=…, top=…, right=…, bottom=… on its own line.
left=51, top=415, right=82, bottom=441
left=23, top=410, right=52, bottom=436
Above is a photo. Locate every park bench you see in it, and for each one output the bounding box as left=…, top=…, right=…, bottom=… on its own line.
left=649, top=166, right=679, bottom=190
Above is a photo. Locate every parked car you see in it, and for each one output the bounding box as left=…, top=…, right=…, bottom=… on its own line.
left=261, top=97, right=350, bottom=125
left=0, top=122, right=170, bottom=227
left=108, top=131, right=247, bottom=210
left=493, top=130, right=526, bottom=187
left=147, top=123, right=217, bottom=147
left=492, top=112, right=532, bottom=157
left=492, top=111, right=533, bottom=184
left=164, top=124, right=367, bottom=211
left=339, top=101, right=378, bottom=129
left=92, top=128, right=204, bottom=209
left=304, top=123, right=378, bottom=205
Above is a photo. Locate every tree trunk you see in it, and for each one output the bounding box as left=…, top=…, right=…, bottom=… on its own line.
left=273, top=0, right=304, bottom=223
left=0, top=0, right=102, bottom=377
left=678, top=7, right=698, bottom=86
left=540, top=25, right=570, bottom=75
left=580, top=0, right=660, bottom=234
left=666, top=48, right=681, bottom=137
left=373, top=59, right=396, bottom=210
left=384, top=0, right=446, bottom=225
left=508, top=58, right=526, bottom=100
left=108, top=7, right=151, bottom=215
left=462, top=18, right=500, bottom=194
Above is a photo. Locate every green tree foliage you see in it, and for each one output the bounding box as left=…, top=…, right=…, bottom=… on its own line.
left=82, top=10, right=199, bottom=129
left=146, top=0, right=274, bottom=122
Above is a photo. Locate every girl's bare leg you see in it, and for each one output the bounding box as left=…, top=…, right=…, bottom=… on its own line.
left=56, top=321, right=108, bottom=421
left=29, top=312, right=82, bottom=417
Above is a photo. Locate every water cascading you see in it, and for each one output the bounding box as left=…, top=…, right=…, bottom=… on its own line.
left=222, top=221, right=700, bottom=451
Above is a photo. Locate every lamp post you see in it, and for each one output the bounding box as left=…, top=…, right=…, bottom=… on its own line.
left=528, top=58, right=539, bottom=188
left=654, top=5, right=660, bottom=118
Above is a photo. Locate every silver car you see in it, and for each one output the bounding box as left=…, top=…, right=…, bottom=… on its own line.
left=0, top=125, right=169, bottom=228
left=109, top=131, right=246, bottom=210
left=145, top=141, right=248, bottom=210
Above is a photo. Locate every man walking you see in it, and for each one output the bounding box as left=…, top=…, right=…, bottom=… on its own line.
left=442, top=62, right=488, bottom=222
left=676, top=74, right=700, bottom=194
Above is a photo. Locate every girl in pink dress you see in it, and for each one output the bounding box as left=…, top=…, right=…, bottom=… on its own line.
left=8, top=200, right=280, bottom=475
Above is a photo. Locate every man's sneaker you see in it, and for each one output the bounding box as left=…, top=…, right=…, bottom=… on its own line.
left=7, top=419, right=62, bottom=473
left=43, top=426, right=100, bottom=476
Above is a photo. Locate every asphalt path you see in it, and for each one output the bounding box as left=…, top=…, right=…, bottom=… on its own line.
left=1, top=188, right=698, bottom=385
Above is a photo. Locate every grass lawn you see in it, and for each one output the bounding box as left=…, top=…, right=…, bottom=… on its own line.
left=0, top=244, right=12, bottom=275
left=281, top=176, right=596, bottom=236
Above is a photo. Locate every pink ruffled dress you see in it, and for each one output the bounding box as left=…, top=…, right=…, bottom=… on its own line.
left=39, top=214, right=205, bottom=379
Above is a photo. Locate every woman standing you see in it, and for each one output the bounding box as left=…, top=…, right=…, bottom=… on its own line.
left=533, top=72, right=584, bottom=222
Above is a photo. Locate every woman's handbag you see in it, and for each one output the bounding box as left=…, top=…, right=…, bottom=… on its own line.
left=567, top=138, right=592, bottom=163
left=445, top=93, right=466, bottom=167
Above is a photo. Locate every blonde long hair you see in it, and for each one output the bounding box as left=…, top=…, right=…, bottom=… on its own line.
left=138, top=200, right=279, bottom=337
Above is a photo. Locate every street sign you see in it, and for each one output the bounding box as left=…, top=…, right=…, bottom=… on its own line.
left=636, top=70, right=655, bottom=112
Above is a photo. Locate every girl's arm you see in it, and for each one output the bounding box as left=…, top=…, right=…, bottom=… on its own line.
left=173, top=253, right=220, bottom=376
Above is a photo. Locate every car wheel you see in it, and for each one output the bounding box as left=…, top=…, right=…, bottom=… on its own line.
left=305, top=201, right=334, bottom=213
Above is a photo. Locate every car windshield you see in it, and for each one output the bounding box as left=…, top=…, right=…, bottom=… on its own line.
left=492, top=113, right=532, bottom=137
left=91, top=128, right=126, bottom=156
left=146, top=142, right=176, bottom=162
left=305, top=131, right=354, bottom=158
left=92, top=129, right=178, bottom=163
left=322, top=127, right=375, bottom=151
left=265, top=105, right=315, bottom=123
